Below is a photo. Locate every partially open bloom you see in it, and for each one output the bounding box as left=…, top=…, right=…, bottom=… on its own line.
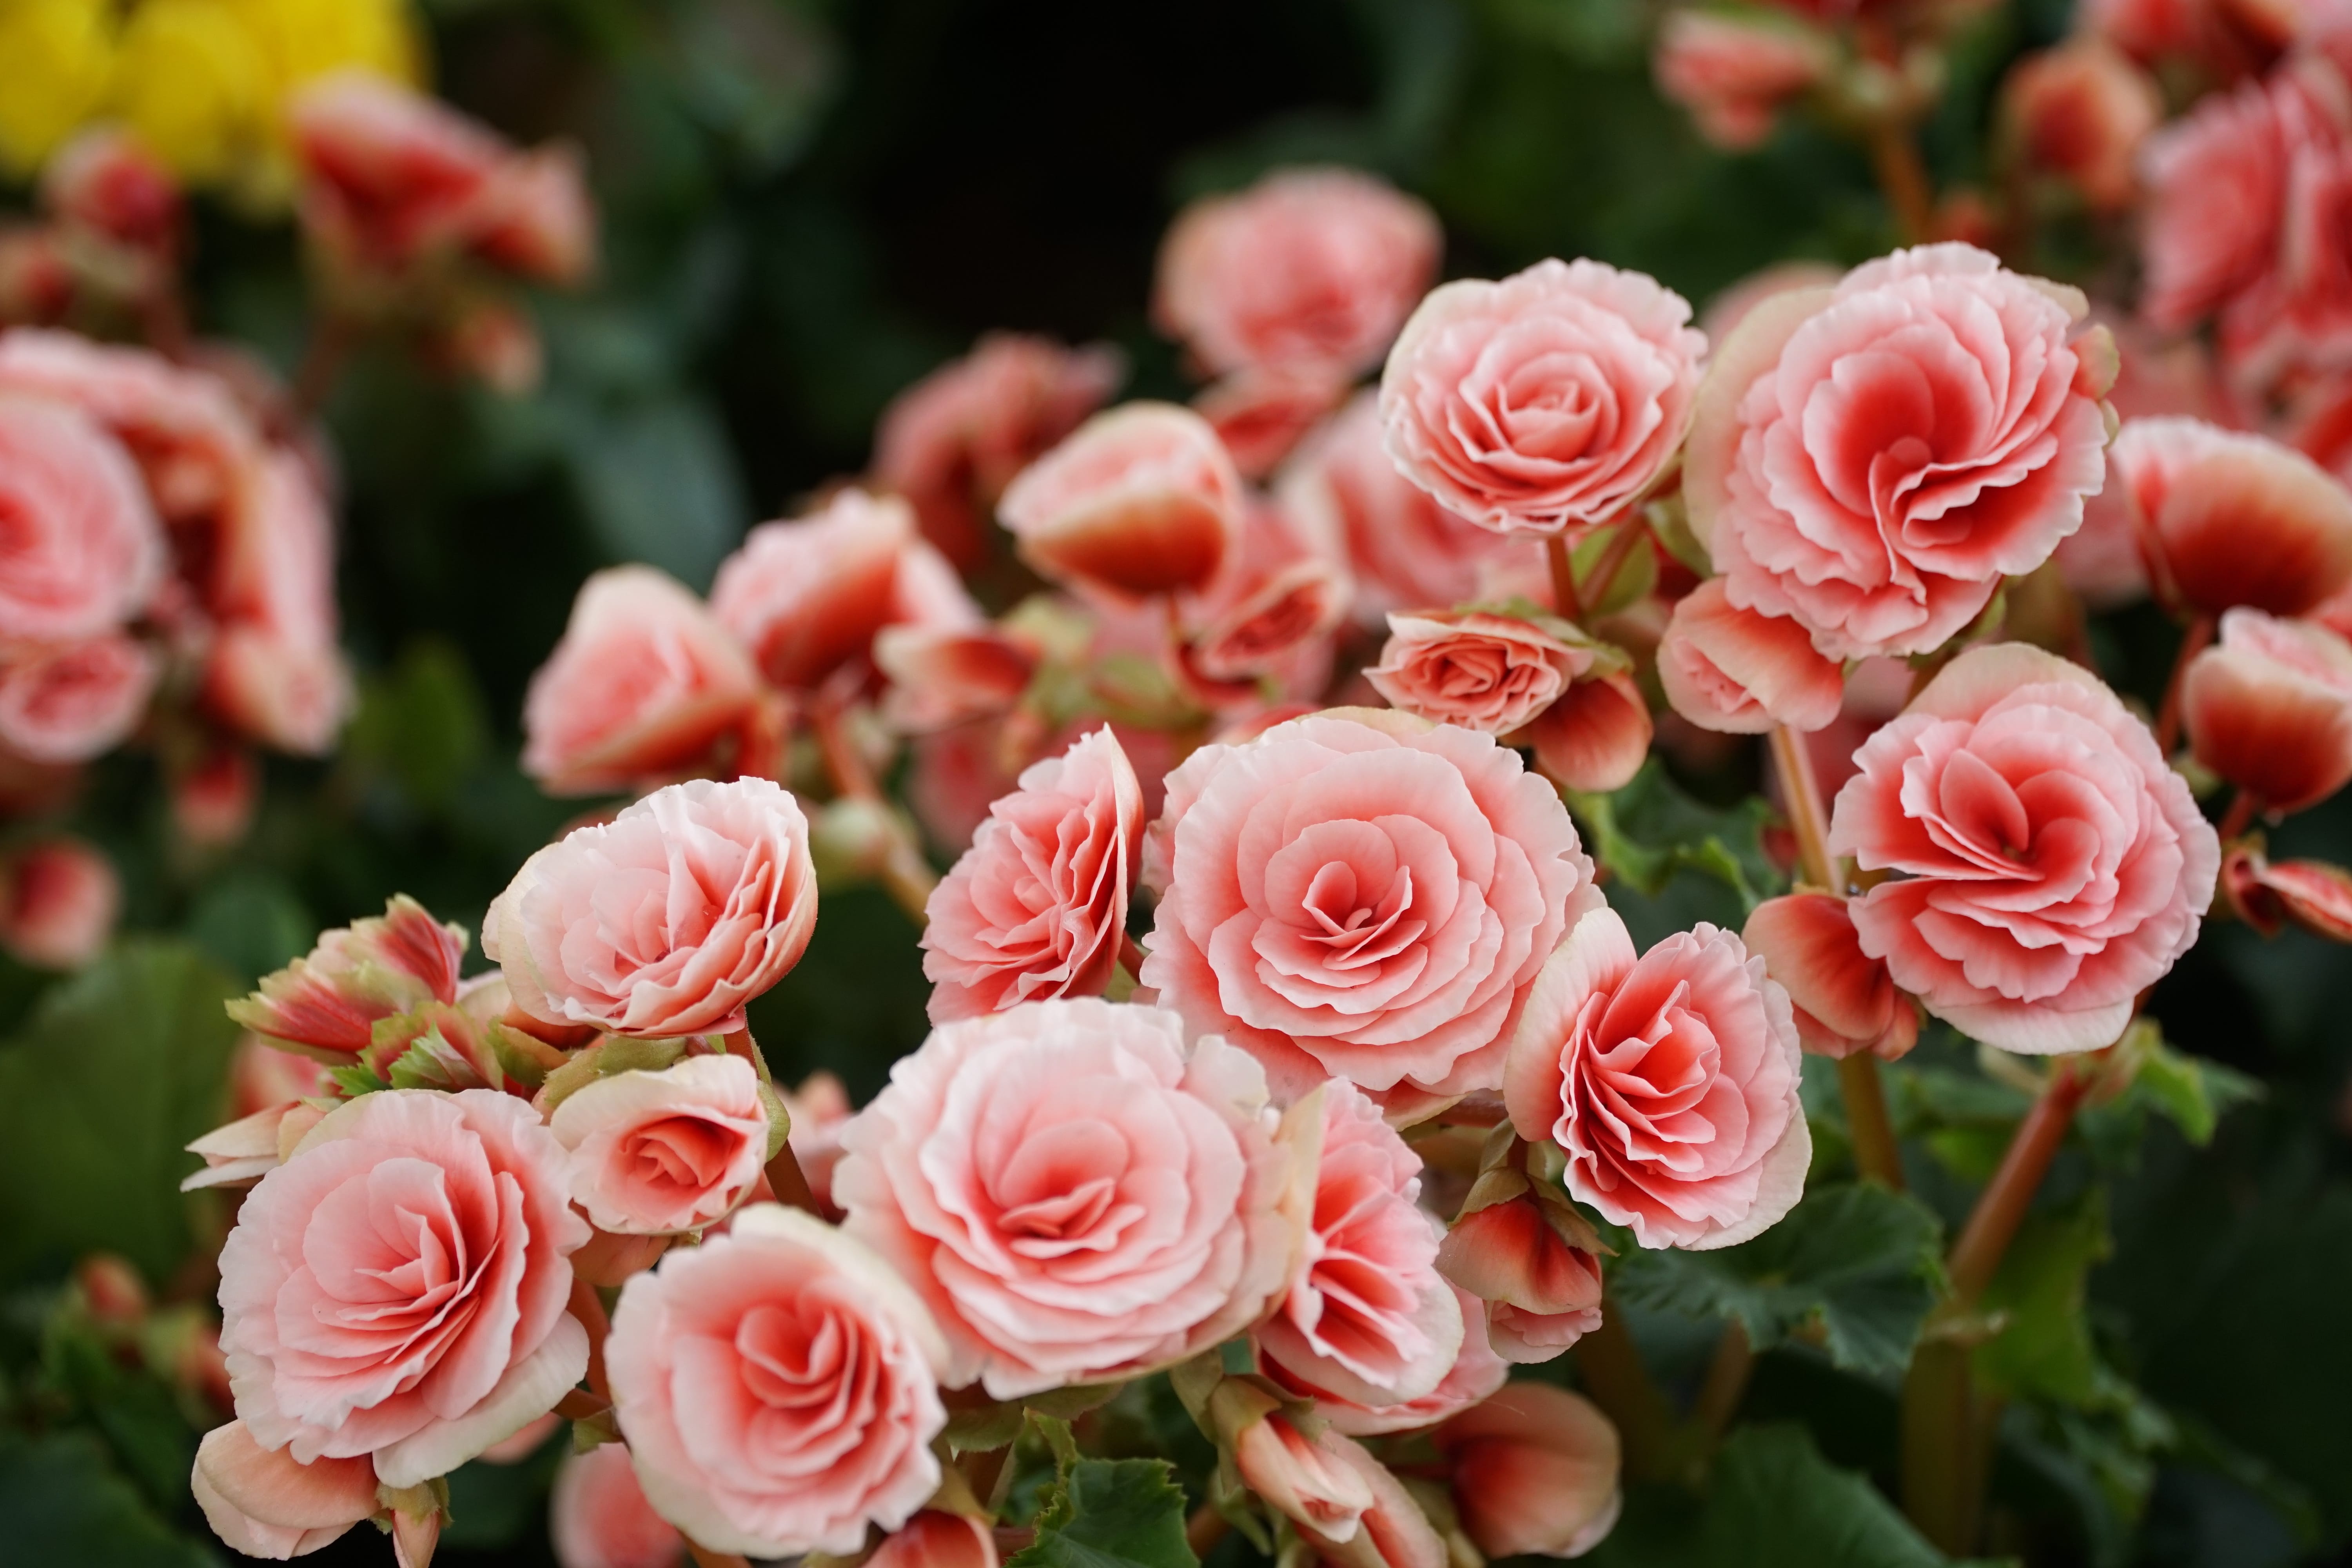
left=2001, top=38, right=2163, bottom=212
left=550, top=1440, right=685, bottom=1568
left=1154, top=167, right=1441, bottom=377
left=1227, top=1401, right=1379, bottom=1546
left=1175, top=492, right=1352, bottom=701
left=0, top=634, right=159, bottom=762
left=2223, top=844, right=2352, bottom=938
left=2182, top=607, right=2352, bottom=812
left=191, top=1419, right=381, bottom=1561
left=1194, top=363, right=1353, bottom=479
left=1688, top=244, right=2116, bottom=658
left=204, top=449, right=352, bottom=758
left=999, top=403, right=1243, bottom=601
left=1505, top=906, right=1808, bottom=1249
left=227, top=895, right=467, bottom=1062
left=1435, top=1193, right=1607, bottom=1362
left=2111, top=418, right=2352, bottom=617
left=1530, top=671, right=1655, bottom=795
left=1830, top=643, right=2219, bottom=1053
left=922, top=727, right=1143, bottom=1022
left=835, top=999, right=1301, bottom=1397
left=1742, top=892, right=1920, bottom=1060
left=486, top=777, right=818, bottom=1038
left=523, top=566, right=763, bottom=796
left=550, top=1053, right=772, bottom=1234
left=1654, top=11, right=1833, bottom=151
left=606, top=1204, right=949, bottom=1559
left=218, top=1089, right=590, bottom=1486
left=1381, top=259, right=1705, bottom=537
left=0, top=395, right=166, bottom=642
left=1270, top=1282, right=1509, bottom=1433
left=1143, top=709, right=1598, bottom=1109
left=1432, top=1385, right=1623, bottom=1560
left=1657, top=578, right=1845, bottom=734
left=1366, top=611, right=1597, bottom=735
left=0, top=835, right=118, bottom=969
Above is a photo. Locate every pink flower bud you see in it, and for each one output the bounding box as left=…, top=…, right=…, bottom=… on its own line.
left=1432, top=1385, right=1622, bottom=1559
left=434, top=298, right=544, bottom=396
left=0, top=837, right=118, bottom=970
left=0, top=227, right=75, bottom=324
left=549, top=1439, right=685, bottom=1568
left=292, top=72, right=508, bottom=274
left=74, top=1253, right=150, bottom=1327
left=876, top=623, right=1038, bottom=734
left=226, top=895, right=468, bottom=1062
left=1657, top=578, right=1845, bottom=735
left=1193, top=363, right=1352, bottom=480
left=1531, top=670, right=1655, bottom=793
left=466, top=145, right=595, bottom=287
left=2000, top=39, right=2162, bottom=212
left=171, top=746, right=258, bottom=850
left=176, top=1320, right=234, bottom=1416
left=2116, top=419, right=2352, bottom=618
left=1434, top=1195, right=1605, bottom=1363
left=1222, top=1396, right=1377, bottom=1545
left=41, top=127, right=183, bottom=254
left=1654, top=11, right=1833, bottom=151
left=868, top=1511, right=998, bottom=1568
left=191, top=1419, right=381, bottom=1560
left=1367, top=611, right=1598, bottom=736
left=1175, top=494, right=1351, bottom=701
left=2223, top=845, right=2352, bottom=939
left=999, top=403, right=1243, bottom=601
left=1742, top=892, right=1920, bottom=1061
left=1307, top=1435, right=1448, bottom=1568
left=2183, top=608, right=2352, bottom=812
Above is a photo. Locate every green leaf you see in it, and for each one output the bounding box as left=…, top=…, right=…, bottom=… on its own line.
left=1974, top=1191, right=2110, bottom=1406
left=0, top=942, right=241, bottom=1284
left=558, top=391, right=748, bottom=590
left=1009, top=1458, right=1198, bottom=1568
left=343, top=638, right=491, bottom=812
left=2119, top=1038, right=2260, bottom=1149
left=1563, top=760, right=1786, bottom=917
left=1610, top=1183, right=1944, bottom=1377
left=0, top=1429, right=216, bottom=1567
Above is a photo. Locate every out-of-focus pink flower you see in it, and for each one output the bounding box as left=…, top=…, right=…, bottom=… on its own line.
left=1688, top=244, right=2116, bottom=659
left=1154, top=167, right=1441, bottom=378
left=1000, top=403, right=1244, bottom=602
left=486, top=778, right=818, bottom=1038
left=434, top=297, right=545, bottom=396
left=867, top=1511, right=998, bottom=1568
left=1175, top=493, right=1352, bottom=703
left=0, top=634, right=158, bottom=762
left=1657, top=578, right=1844, bottom=734
left=191, top=1420, right=380, bottom=1561
left=0, top=837, right=118, bottom=969
left=873, top=334, right=1125, bottom=569
left=1831, top=642, right=2219, bottom=1053
left=1505, top=906, right=1808, bottom=1249
left=1381, top=260, right=1705, bottom=538
left=1530, top=671, right=1655, bottom=794
left=1194, top=362, right=1353, bottom=480
left=1434, top=1195, right=1607, bottom=1363
left=1432, top=1385, right=1622, bottom=1560
left=466, top=145, right=596, bottom=287
left=922, top=727, right=1142, bottom=1022
left=226, top=895, right=466, bottom=1063
left=0, top=228, right=75, bottom=327
left=1698, top=262, right=1844, bottom=346
left=1142, top=709, right=1599, bottom=1107
left=523, top=566, right=764, bottom=796
left=2139, top=78, right=2296, bottom=329
left=2114, top=417, right=2352, bottom=616
left=0, top=396, right=166, bottom=642
left=1742, top=891, right=1920, bottom=1060
left=1366, top=610, right=1595, bottom=734
left=550, top=1439, right=684, bottom=1568
left=204, top=449, right=352, bottom=757
left=1654, top=11, right=1834, bottom=151
left=172, top=746, right=259, bottom=850
left=2183, top=606, right=2352, bottom=810
left=780, top=1070, right=854, bottom=1215
left=836, top=999, right=1301, bottom=1397
left=606, top=1204, right=948, bottom=1558
left=2223, top=842, right=2352, bottom=936
left=203, top=624, right=353, bottom=759
left=550, top=1053, right=772, bottom=1234
left=2002, top=39, right=2164, bottom=211
left=41, top=127, right=183, bottom=255
left=229, top=1035, right=332, bottom=1121
left=875, top=623, right=1037, bottom=734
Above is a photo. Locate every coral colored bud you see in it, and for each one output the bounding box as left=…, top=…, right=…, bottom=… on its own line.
left=2223, top=846, right=2352, bottom=940
left=0, top=837, right=119, bottom=970
left=1530, top=670, right=1654, bottom=793
left=868, top=1511, right=998, bottom=1568
left=1742, top=892, right=1921, bottom=1060
left=436, top=298, right=543, bottom=396
left=2000, top=39, right=2162, bottom=212
left=1654, top=11, right=1833, bottom=151
left=999, top=403, right=1243, bottom=601
left=42, top=126, right=183, bottom=254
left=1432, top=1385, right=1622, bottom=1560
left=1193, top=362, right=1352, bottom=480
left=1435, top=1194, right=1606, bottom=1364
left=1220, top=1391, right=1377, bottom=1546
left=225, top=895, right=468, bottom=1062
left=550, top=1439, right=684, bottom=1568
left=2182, top=608, right=2352, bottom=813
left=1308, top=1436, right=1450, bottom=1568
left=2116, top=419, right=2352, bottom=618
left=172, top=746, right=259, bottom=850
left=74, top=1253, right=151, bottom=1328
left=466, top=144, right=596, bottom=287
left=1657, top=578, right=1845, bottom=735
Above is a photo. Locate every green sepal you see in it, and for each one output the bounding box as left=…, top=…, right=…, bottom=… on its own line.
left=535, top=1036, right=688, bottom=1112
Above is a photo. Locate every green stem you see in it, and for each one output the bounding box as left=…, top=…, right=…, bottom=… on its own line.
left=1838, top=1054, right=1907, bottom=1191
left=1691, top=1319, right=1755, bottom=1444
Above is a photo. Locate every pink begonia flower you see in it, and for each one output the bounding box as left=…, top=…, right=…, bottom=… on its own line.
left=835, top=999, right=1303, bottom=1397
left=922, top=727, right=1143, bottom=1022
left=204, top=449, right=353, bottom=757
left=1380, top=258, right=1705, bottom=539
left=1194, top=362, right=1354, bottom=480
left=549, top=1435, right=685, bottom=1568
left=711, top=487, right=978, bottom=691
left=228, top=895, right=468, bottom=1063
left=875, top=622, right=1038, bottom=734
left=1829, top=642, right=2220, bottom=1053
left=1698, top=263, right=1844, bottom=347
left=2141, top=80, right=2294, bottom=328
left=1432, top=1385, right=1623, bottom=1560
left=0, top=396, right=165, bottom=642
left=1743, top=891, right=1922, bottom=1061
left=0, top=836, right=119, bottom=969
left=217, top=1089, right=591, bottom=1487
left=868, top=1511, right=998, bottom=1568
left=2002, top=38, right=2163, bottom=212
left=1290, top=1426, right=1450, bottom=1568
left=191, top=1419, right=380, bottom=1561
left=1687, top=244, right=2117, bottom=660
left=550, top=1053, right=772, bottom=1234
left=1255, top=1083, right=1464, bottom=1406
left=606, top=1204, right=949, bottom=1558
left=465, top=144, right=596, bottom=287
left=42, top=126, right=183, bottom=256
left=1230, top=1406, right=1378, bottom=1546
left=1366, top=610, right=1597, bottom=735
left=1266, top=1282, right=1507, bottom=1434
left=523, top=565, right=764, bottom=796
left=1142, top=709, right=1599, bottom=1110
left=873, top=332, right=1125, bottom=569
left=2111, top=417, right=2352, bottom=617
left=0, top=633, right=159, bottom=763
left=2223, top=843, right=2352, bottom=938
left=1657, top=577, right=1844, bottom=735
left=1153, top=167, right=1441, bottom=378
left=1433, top=1194, right=1605, bottom=1363
left=1279, top=392, right=1525, bottom=627
left=1174, top=492, right=1352, bottom=704
left=231, top=1036, right=333, bottom=1120
left=487, top=778, right=817, bottom=1038
left=999, top=402, right=1244, bottom=602
left=1529, top=671, right=1655, bottom=795
left=2183, top=607, right=2352, bottom=811
left=1653, top=11, right=1833, bottom=151
left=1504, top=906, right=1809, bottom=1249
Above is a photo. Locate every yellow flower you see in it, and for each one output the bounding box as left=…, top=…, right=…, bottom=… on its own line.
left=0, top=0, right=116, bottom=176
left=227, top=0, right=420, bottom=97
left=111, top=0, right=272, bottom=188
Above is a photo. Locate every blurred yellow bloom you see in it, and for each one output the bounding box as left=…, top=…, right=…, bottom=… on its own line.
left=228, top=0, right=419, bottom=94
left=112, top=0, right=273, bottom=188
left=0, top=0, right=117, bottom=176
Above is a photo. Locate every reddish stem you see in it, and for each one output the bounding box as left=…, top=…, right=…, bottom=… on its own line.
left=1583, top=515, right=1649, bottom=611
left=1120, top=933, right=1148, bottom=981
left=2154, top=615, right=2215, bottom=757
left=1946, top=1059, right=2089, bottom=1305
left=2218, top=789, right=2261, bottom=842
left=764, top=1141, right=821, bottom=1216
left=1767, top=725, right=1837, bottom=893
left=1870, top=123, right=1936, bottom=245
left=1186, top=1503, right=1232, bottom=1557
left=1546, top=536, right=1582, bottom=621
left=566, top=1276, right=612, bottom=1401
left=291, top=314, right=352, bottom=420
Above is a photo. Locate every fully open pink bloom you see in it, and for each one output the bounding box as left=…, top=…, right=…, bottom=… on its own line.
left=869, top=1511, right=998, bottom=1568
left=523, top=566, right=764, bottom=796
left=873, top=334, right=1125, bottom=568
left=2183, top=606, right=2352, bottom=811
left=2140, top=78, right=2298, bottom=328
left=551, top=1053, right=771, bottom=1234
left=1830, top=643, right=2219, bottom=1053
left=1504, top=906, right=1808, bottom=1249
left=228, top=894, right=468, bottom=1063
left=2111, top=417, right=2352, bottom=616
left=1257, top=1082, right=1463, bottom=1406
left=922, top=727, right=1143, bottom=1022
left=835, top=999, right=1301, bottom=1397
left=999, top=403, right=1244, bottom=602
left=607, top=1204, right=948, bottom=1558
left=0, top=396, right=165, bottom=641
left=191, top=1419, right=380, bottom=1561
left=0, top=836, right=118, bottom=969
left=1654, top=11, right=1833, bottom=150
left=218, top=1089, right=590, bottom=1487
left=550, top=1439, right=684, bottom=1568
left=1142, top=709, right=1599, bottom=1109
left=2002, top=38, right=2163, bottom=212
left=486, top=778, right=818, bottom=1038
left=1742, top=891, right=1921, bottom=1060
left=1657, top=578, right=1845, bottom=735
left=1435, top=1194, right=1606, bottom=1363
left=1381, top=259, right=1705, bottom=538
left=1154, top=168, right=1441, bottom=377
left=1175, top=493, right=1352, bottom=703
left=1432, top=1385, right=1623, bottom=1560
left=1688, top=244, right=2116, bottom=659
left=1367, top=611, right=1595, bottom=735
left=712, top=488, right=977, bottom=691
left=0, top=633, right=158, bottom=762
